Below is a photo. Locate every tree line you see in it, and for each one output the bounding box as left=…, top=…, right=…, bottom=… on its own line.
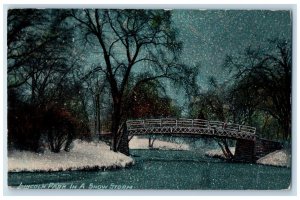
left=7, top=9, right=197, bottom=153
left=189, top=39, right=291, bottom=144
left=7, top=9, right=291, bottom=154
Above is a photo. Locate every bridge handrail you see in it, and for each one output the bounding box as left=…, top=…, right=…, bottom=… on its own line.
left=126, top=118, right=256, bottom=135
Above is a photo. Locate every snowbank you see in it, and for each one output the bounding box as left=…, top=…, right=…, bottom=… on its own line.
left=204, top=147, right=235, bottom=159
left=8, top=140, right=134, bottom=172
left=256, top=150, right=291, bottom=167
left=129, top=136, right=190, bottom=150
left=205, top=147, right=291, bottom=167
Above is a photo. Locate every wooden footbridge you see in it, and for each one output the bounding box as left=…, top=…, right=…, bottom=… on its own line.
left=126, top=118, right=256, bottom=141
left=115, top=118, right=282, bottom=162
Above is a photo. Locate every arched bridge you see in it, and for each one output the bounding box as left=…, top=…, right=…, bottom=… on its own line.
left=126, top=118, right=256, bottom=141
left=116, top=118, right=281, bottom=162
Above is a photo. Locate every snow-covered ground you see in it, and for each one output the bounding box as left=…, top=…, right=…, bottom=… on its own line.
left=256, top=150, right=291, bottom=167
left=204, top=147, right=235, bottom=159
left=8, top=140, right=134, bottom=172
left=129, top=136, right=190, bottom=150
left=205, top=147, right=291, bottom=167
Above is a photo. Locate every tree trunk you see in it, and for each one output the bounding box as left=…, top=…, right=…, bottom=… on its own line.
left=111, top=101, right=121, bottom=152
left=217, top=138, right=233, bottom=160
left=96, top=93, right=101, bottom=135
left=148, top=137, right=156, bottom=148
left=31, top=73, right=36, bottom=104
left=262, top=115, right=270, bottom=138
left=223, top=140, right=234, bottom=159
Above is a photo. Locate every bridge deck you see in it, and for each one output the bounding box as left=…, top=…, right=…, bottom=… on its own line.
left=126, top=118, right=256, bottom=141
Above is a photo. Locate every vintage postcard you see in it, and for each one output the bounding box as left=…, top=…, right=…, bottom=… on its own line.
left=7, top=8, right=292, bottom=190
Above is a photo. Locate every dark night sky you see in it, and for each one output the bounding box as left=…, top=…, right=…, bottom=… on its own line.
left=167, top=10, right=292, bottom=109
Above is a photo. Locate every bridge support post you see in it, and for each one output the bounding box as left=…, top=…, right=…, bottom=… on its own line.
left=234, top=139, right=256, bottom=163
left=117, top=124, right=129, bottom=156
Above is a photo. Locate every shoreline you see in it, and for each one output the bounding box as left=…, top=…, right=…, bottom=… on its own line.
left=8, top=162, right=134, bottom=173
left=8, top=140, right=134, bottom=173
left=129, top=136, right=190, bottom=151
left=8, top=138, right=290, bottom=173
left=204, top=147, right=235, bottom=160
left=256, top=149, right=291, bottom=168
left=8, top=137, right=189, bottom=173
left=205, top=148, right=291, bottom=167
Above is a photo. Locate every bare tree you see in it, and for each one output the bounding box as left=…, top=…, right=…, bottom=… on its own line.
left=7, top=9, right=91, bottom=151
left=7, top=9, right=77, bottom=104
left=225, top=39, right=291, bottom=141
left=71, top=9, right=196, bottom=152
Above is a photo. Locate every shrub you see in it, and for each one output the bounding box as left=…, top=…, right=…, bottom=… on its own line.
left=8, top=90, right=90, bottom=152
left=43, top=105, right=78, bottom=153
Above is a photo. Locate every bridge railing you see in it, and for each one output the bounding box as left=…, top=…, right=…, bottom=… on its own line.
left=126, top=118, right=256, bottom=135
left=239, top=125, right=256, bottom=134
left=192, top=119, right=209, bottom=128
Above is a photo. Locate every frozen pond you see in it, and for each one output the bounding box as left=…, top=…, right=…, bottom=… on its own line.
left=8, top=149, right=291, bottom=190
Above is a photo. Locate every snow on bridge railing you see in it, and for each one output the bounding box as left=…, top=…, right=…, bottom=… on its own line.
left=126, top=118, right=256, bottom=135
